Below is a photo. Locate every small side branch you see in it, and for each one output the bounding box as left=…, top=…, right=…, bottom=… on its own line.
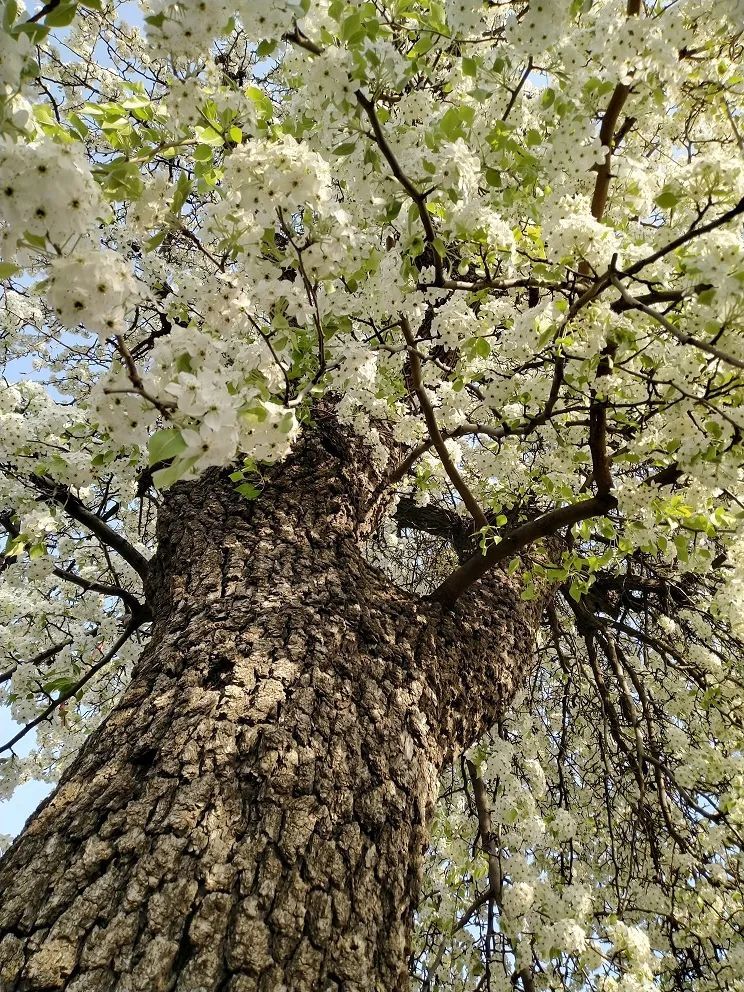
left=621, top=194, right=744, bottom=281
left=609, top=274, right=744, bottom=371
left=400, top=317, right=489, bottom=531
left=29, top=477, right=150, bottom=579
left=357, top=92, right=445, bottom=285
left=0, top=621, right=140, bottom=757
left=51, top=566, right=150, bottom=621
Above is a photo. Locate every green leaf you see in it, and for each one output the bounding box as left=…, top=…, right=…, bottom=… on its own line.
left=0, top=262, right=20, bottom=280
left=228, top=125, right=243, bottom=144
left=655, top=188, right=679, bottom=211
left=144, top=230, right=168, bottom=252
left=43, top=676, right=78, bottom=696
left=432, top=237, right=447, bottom=259
left=171, top=174, right=191, bottom=215
left=541, top=87, right=556, bottom=108
left=333, top=141, right=357, bottom=156
left=147, top=428, right=187, bottom=466
left=439, top=105, right=475, bottom=141
left=3, top=1, right=19, bottom=32
left=152, top=456, right=198, bottom=490
left=474, top=337, right=491, bottom=358
left=195, top=125, right=224, bottom=147
left=12, top=19, right=50, bottom=42
left=341, top=10, right=363, bottom=42
left=3, top=535, right=26, bottom=559
left=245, top=85, right=273, bottom=121
left=24, top=231, right=48, bottom=250
left=383, top=199, right=402, bottom=223
left=44, top=2, right=78, bottom=27
left=236, top=482, right=261, bottom=499
left=194, top=143, right=214, bottom=162
left=256, top=38, right=277, bottom=58
left=66, top=112, right=89, bottom=137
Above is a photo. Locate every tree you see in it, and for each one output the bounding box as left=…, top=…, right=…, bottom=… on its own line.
left=1, top=0, right=744, bottom=988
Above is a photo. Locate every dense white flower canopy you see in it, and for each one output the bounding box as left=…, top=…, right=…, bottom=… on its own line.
left=1, top=0, right=744, bottom=988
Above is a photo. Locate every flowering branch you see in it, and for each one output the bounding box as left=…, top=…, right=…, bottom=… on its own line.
left=400, top=316, right=489, bottom=531
left=0, top=620, right=141, bottom=758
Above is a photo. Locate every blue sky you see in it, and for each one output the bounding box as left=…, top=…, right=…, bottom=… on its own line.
left=0, top=710, right=51, bottom=838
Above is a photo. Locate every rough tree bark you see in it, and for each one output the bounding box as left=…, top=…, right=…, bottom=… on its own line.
left=0, top=419, right=547, bottom=992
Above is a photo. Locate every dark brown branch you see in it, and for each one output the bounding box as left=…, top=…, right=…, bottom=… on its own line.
left=400, top=317, right=488, bottom=531
left=592, top=83, right=631, bottom=222
left=112, top=334, right=176, bottom=418
left=383, top=422, right=508, bottom=491
left=431, top=494, right=617, bottom=606
left=1, top=507, right=147, bottom=617
left=26, top=0, right=61, bottom=23
left=609, top=274, right=744, bottom=371
left=589, top=0, right=641, bottom=222
left=465, top=759, right=503, bottom=902
left=435, top=276, right=567, bottom=293
left=0, top=640, right=72, bottom=685
left=588, top=343, right=617, bottom=497
left=282, top=25, right=323, bottom=56
left=51, top=566, right=150, bottom=621
left=502, top=58, right=533, bottom=122
left=620, top=195, right=744, bottom=281
left=394, top=497, right=468, bottom=545
left=29, top=476, right=150, bottom=579
left=357, top=93, right=445, bottom=285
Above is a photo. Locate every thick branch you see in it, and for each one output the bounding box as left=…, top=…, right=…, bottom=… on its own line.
left=431, top=495, right=617, bottom=606
left=466, top=759, right=503, bottom=901
left=588, top=343, right=617, bottom=497
left=394, top=497, right=468, bottom=545
left=590, top=0, right=641, bottom=223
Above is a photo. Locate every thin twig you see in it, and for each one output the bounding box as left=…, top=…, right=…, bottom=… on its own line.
left=0, top=621, right=140, bottom=757
left=609, top=274, right=744, bottom=371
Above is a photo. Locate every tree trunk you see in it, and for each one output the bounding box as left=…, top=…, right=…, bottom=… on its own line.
left=0, top=425, right=545, bottom=992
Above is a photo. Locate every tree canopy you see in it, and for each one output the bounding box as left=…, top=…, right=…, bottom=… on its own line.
left=1, top=0, right=744, bottom=989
